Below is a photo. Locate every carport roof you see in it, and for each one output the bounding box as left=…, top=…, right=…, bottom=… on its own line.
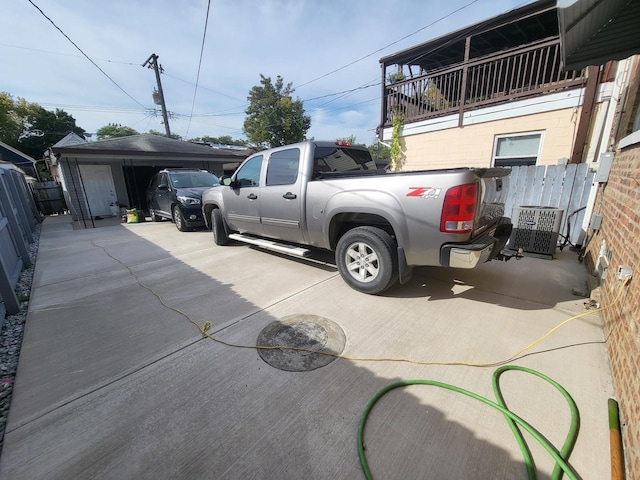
left=0, top=140, right=37, bottom=170
left=557, top=0, right=640, bottom=71
left=53, top=133, right=250, bottom=160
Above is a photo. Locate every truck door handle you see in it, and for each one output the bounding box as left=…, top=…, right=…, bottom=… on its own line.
left=247, top=193, right=258, bottom=200
left=283, top=192, right=297, bottom=200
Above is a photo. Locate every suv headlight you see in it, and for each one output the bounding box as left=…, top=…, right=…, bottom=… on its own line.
left=177, top=195, right=201, bottom=205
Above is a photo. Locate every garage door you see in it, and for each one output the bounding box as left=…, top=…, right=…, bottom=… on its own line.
left=79, top=165, right=117, bottom=217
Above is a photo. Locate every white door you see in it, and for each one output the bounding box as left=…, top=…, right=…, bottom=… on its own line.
left=79, top=165, right=117, bottom=217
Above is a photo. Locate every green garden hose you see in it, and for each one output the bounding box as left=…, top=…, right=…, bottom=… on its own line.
left=358, top=366, right=580, bottom=480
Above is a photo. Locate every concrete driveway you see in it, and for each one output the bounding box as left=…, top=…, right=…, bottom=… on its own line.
left=0, top=215, right=614, bottom=479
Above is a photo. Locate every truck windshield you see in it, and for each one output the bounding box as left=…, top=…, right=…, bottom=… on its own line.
left=313, top=146, right=377, bottom=173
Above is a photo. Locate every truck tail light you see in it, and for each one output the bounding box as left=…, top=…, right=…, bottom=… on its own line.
left=440, top=183, right=478, bottom=233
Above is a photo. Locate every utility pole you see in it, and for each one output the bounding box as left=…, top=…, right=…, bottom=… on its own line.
left=142, top=53, right=171, bottom=137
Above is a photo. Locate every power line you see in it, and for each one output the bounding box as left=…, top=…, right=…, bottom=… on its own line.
left=38, top=102, right=151, bottom=113
left=184, top=81, right=381, bottom=119
left=294, top=0, right=479, bottom=90
left=26, top=0, right=147, bottom=109
left=0, top=43, right=139, bottom=65
left=163, top=72, right=246, bottom=102
left=154, top=0, right=482, bottom=122
left=313, top=97, right=380, bottom=113
left=185, top=0, right=212, bottom=138
left=302, top=82, right=380, bottom=103
left=313, top=81, right=378, bottom=109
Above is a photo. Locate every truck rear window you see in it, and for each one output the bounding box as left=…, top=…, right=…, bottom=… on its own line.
left=313, top=146, right=377, bottom=173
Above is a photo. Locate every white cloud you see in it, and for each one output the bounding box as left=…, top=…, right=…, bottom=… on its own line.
left=1, top=0, right=532, bottom=144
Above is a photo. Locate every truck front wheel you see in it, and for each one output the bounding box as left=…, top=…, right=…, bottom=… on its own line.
left=335, top=226, right=398, bottom=295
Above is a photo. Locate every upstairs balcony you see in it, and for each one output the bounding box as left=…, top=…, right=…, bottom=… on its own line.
left=380, top=38, right=587, bottom=130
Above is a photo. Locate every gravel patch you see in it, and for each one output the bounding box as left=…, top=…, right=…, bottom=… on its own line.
left=0, top=224, right=40, bottom=452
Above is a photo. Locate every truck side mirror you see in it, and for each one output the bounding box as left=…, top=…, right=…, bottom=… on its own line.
left=221, top=176, right=233, bottom=187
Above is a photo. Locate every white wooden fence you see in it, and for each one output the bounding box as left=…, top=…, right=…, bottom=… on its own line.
left=504, top=163, right=595, bottom=246
left=0, top=167, right=39, bottom=322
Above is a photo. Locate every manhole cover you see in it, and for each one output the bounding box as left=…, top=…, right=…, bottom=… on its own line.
left=256, top=314, right=346, bottom=372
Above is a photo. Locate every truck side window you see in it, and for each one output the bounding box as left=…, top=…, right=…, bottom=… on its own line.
left=235, top=155, right=263, bottom=187
left=266, top=148, right=300, bottom=186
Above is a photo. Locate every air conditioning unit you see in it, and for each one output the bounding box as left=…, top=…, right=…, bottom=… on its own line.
left=508, top=206, right=564, bottom=256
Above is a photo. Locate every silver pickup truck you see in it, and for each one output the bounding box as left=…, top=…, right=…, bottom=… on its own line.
left=202, top=140, right=515, bottom=294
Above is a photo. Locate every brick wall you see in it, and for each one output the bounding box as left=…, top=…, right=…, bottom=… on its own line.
left=585, top=142, right=640, bottom=479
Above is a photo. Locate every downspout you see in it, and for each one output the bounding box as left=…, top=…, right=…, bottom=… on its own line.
left=579, top=58, right=634, bottom=243
left=570, top=65, right=599, bottom=163
left=457, top=36, right=471, bottom=128
left=379, top=62, right=388, bottom=142
left=608, top=57, right=635, bottom=148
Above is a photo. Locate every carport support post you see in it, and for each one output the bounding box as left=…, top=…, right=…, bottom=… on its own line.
left=142, top=54, right=171, bottom=137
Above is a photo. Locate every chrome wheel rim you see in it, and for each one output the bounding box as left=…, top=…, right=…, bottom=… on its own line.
left=344, top=242, right=379, bottom=283
left=174, top=208, right=182, bottom=229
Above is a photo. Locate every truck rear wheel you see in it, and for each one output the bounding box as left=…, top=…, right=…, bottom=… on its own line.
left=335, top=226, right=398, bottom=294
left=211, top=208, right=230, bottom=245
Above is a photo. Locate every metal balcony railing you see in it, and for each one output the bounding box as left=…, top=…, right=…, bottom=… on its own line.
left=382, top=39, right=587, bottom=128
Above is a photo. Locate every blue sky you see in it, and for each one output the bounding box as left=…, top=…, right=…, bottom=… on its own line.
left=1, top=0, right=533, bottom=145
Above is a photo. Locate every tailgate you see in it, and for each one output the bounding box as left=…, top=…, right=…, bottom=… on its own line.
left=471, top=167, right=510, bottom=235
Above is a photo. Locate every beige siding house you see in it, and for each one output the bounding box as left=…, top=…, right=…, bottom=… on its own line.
left=377, top=0, right=634, bottom=173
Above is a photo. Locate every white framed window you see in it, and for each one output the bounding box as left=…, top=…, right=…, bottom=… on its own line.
left=492, top=132, right=543, bottom=167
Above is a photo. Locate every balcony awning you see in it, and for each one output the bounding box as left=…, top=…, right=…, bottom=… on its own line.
left=558, top=0, right=640, bottom=70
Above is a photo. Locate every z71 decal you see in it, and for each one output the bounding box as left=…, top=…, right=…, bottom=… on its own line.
left=406, top=187, right=442, bottom=198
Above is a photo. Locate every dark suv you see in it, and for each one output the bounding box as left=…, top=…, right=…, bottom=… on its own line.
left=146, top=169, right=219, bottom=231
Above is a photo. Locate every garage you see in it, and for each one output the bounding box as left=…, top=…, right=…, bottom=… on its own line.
left=52, top=134, right=248, bottom=224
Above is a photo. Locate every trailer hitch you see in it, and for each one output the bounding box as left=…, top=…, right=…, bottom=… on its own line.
left=497, top=248, right=524, bottom=261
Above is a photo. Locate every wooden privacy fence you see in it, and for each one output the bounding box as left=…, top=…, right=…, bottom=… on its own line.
left=31, top=181, right=67, bottom=215
left=0, top=167, right=40, bottom=322
left=503, top=163, right=595, bottom=246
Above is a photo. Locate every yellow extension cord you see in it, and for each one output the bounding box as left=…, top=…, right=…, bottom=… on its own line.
left=94, top=241, right=632, bottom=368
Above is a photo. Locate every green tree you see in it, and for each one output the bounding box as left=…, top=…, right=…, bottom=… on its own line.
left=243, top=75, right=310, bottom=149
left=96, top=123, right=139, bottom=140
left=148, top=129, right=182, bottom=140
left=192, top=135, right=247, bottom=146
left=368, top=142, right=391, bottom=161
left=0, top=92, right=23, bottom=145
left=0, top=92, right=85, bottom=159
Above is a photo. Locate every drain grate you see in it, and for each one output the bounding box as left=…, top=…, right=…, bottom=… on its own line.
left=256, top=314, right=346, bottom=372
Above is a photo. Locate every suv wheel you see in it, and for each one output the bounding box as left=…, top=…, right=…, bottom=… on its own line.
left=173, top=205, right=187, bottom=232
left=149, top=208, right=162, bottom=222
